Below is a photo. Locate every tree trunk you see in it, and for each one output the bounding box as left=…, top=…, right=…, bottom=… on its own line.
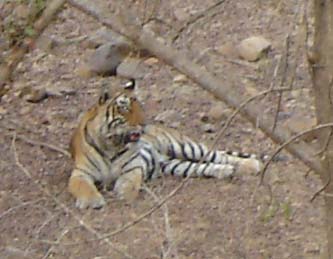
left=312, top=0, right=333, bottom=258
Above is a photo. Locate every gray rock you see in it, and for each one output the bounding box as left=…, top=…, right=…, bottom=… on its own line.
left=86, top=42, right=131, bottom=76
left=116, top=58, right=144, bottom=79
left=237, top=36, right=271, bottom=61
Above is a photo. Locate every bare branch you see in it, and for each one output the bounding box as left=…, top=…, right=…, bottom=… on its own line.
left=272, top=35, right=290, bottom=132
left=171, top=0, right=226, bottom=42
left=311, top=170, right=331, bottom=202
left=7, top=131, right=70, bottom=157
left=260, top=123, right=333, bottom=184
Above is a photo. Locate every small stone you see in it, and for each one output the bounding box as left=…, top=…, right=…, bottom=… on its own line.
left=20, top=105, right=33, bottom=115
left=201, top=123, right=216, bottom=133
left=208, top=103, right=230, bottom=122
left=19, top=86, right=48, bottom=103
left=290, top=89, right=302, bottom=99
left=170, top=121, right=181, bottom=129
left=0, top=106, right=6, bottom=115
left=154, top=110, right=177, bottom=123
left=36, top=36, right=57, bottom=52
left=144, top=57, right=159, bottom=66
left=200, top=113, right=209, bottom=123
left=237, top=36, right=271, bottom=61
left=173, top=74, right=187, bottom=83
left=174, top=8, right=190, bottom=22
left=44, top=84, right=76, bottom=97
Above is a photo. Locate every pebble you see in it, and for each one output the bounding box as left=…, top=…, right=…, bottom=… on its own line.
left=173, top=74, right=188, bottom=83
left=237, top=36, right=271, bottom=61
left=19, top=86, right=48, bottom=103
left=201, top=123, right=216, bottom=133
left=144, top=57, right=159, bottom=66
left=208, top=103, right=230, bottom=122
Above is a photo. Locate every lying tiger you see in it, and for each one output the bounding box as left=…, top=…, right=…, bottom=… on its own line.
left=69, top=78, right=262, bottom=209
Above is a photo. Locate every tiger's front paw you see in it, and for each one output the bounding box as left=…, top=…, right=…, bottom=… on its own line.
left=68, top=174, right=106, bottom=209
left=75, top=193, right=106, bottom=209
left=114, top=170, right=143, bottom=203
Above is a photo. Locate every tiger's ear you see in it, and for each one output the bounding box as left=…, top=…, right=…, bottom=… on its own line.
left=99, top=81, right=111, bottom=105
left=123, top=78, right=136, bottom=91
left=98, top=91, right=110, bottom=105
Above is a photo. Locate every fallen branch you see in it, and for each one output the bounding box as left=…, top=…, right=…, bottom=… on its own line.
left=7, top=131, right=70, bottom=157
left=67, top=0, right=326, bottom=177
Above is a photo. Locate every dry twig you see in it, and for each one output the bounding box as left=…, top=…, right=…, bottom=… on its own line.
left=260, top=123, right=333, bottom=184
left=171, top=0, right=226, bottom=42
left=10, top=132, right=70, bottom=157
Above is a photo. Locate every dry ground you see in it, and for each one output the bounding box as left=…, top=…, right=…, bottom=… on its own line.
left=0, top=1, right=327, bottom=258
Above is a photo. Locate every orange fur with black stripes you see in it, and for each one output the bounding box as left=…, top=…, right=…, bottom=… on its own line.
left=68, top=79, right=144, bottom=209
left=69, top=79, right=262, bottom=209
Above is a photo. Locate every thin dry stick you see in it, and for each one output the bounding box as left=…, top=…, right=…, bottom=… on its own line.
left=272, top=35, right=290, bottom=132
left=11, top=135, right=133, bottom=259
left=260, top=123, right=333, bottom=184
left=41, top=228, right=71, bottom=259
left=142, top=185, right=179, bottom=259
left=314, top=128, right=333, bottom=157
left=12, top=132, right=70, bottom=157
left=0, top=199, right=45, bottom=220
left=1, top=119, right=70, bottom=157
left=221, top=87, right=291, bottom=139
left=311, top=167, right=331, bottom=202
left=171, top=0, right=226, bottom=42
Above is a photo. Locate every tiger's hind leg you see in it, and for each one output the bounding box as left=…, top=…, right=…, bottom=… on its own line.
left=213, top=151, right=262, bottom=175
left=68, top=170, right=106, bottom=209
left=161, top=159, right=235, bottom=179
left=114, top=168, right=143, bottom=202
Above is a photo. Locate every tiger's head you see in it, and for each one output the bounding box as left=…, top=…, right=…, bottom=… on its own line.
left=70, top=78, right=145, bottom=161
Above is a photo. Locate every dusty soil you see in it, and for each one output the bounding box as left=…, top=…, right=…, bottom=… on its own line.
left=0, top=1, right=326, bottom=259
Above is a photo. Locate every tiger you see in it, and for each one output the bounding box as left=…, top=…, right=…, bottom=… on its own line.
left=69, top=78, right=262, bottom=209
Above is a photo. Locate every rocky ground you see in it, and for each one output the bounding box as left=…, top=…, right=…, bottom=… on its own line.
left=0, top=1, right=326, bottom=258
